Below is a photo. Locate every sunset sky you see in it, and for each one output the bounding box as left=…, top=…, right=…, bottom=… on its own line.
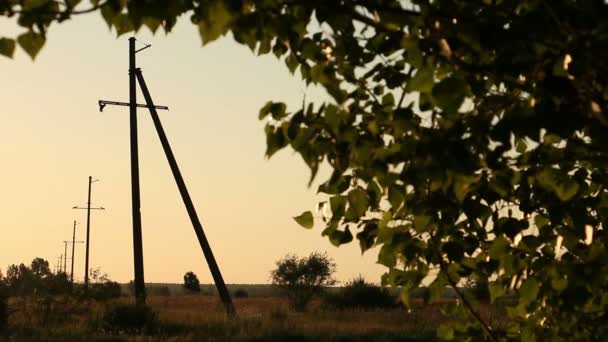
left=0, top=13, right=385, bottom=284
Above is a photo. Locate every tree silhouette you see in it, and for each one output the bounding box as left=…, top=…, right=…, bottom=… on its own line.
left=270, top=252, right=336, bottom=311
left=2, top=1, right=608, bottom=340
left=183, top=271, right=201, bottom=293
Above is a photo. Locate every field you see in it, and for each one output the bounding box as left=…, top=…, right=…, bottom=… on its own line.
left=5, top=295, right=446, bottom=341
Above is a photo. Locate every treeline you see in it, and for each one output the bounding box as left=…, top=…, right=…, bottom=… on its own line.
left=0, top=257, right=121, bottom=300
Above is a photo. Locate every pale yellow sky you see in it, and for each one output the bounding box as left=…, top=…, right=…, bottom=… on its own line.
left=0, top=13, right=386, bottom=284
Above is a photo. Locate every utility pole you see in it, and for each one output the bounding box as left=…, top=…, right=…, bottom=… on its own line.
left=129, top=37, right=146, bottom=306
left=97, top=38, right=236, bottom=315
left=73, top=176, right=105, bottom=292
left=69, top=220, right=84, bottom=284
left=63, top=241, right=69, bottom=273
left=136, top=69, right=236, bottom=315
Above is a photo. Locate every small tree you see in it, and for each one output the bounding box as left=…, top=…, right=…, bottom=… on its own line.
left=183, top=272, right=201, bottom=293
left=270, top=252, right=336, bottom=311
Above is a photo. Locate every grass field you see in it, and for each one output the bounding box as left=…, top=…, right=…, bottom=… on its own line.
left=5, top=295, right=445, bottom=341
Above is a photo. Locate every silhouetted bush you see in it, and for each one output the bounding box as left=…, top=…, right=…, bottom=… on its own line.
left=234, top=289, right=249, bottom=298
left=183, top=271, right=201, bottom=293
left=88, top=281, right=122, bottom=301
left=323, top=276, right=395, bottom=310
left=101, top=304, right=158, bottom=334
left=271, top=252, right=336, bottom=311
left=148, top=286, right=171, bottom=297
left=0, top=284, right=7, bottom=334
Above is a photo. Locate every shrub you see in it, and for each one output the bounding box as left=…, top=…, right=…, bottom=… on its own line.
left=89, top=281, right=122, bottom=301
left=101, top=304, right=158, bottom=334
left=183, top=271, right=201, bottom=293
left=324, top=276, right=395, bottom=310
left=270, top=252, right=336, bottom=311
left=234, top=289, right=249, bottom=298
left=0, top=285, right=7, bottom=333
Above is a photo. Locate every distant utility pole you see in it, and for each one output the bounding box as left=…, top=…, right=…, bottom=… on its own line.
left=62, top=241, right=69, bottom=273
left=69, top=220, right=84, bottom=284
left=73, top=176, right=105, bottom=291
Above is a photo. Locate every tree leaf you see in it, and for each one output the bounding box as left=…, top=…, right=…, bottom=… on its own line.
left=432, top=77, right=467, bottom=113
left=293, top=211, right=314, bottom=229
left=198, top=0, right=233, bottom=45
left=437, top=324, right=454, bottom=340
left=17, top=31, right=45, bottom=60
left=0, top=38, right=16, bottom=58
left=405, top=67, right=434, bottom=93
left=536, top=168, right=579, bottom=202
left=519, top=278, right=539, bottom=304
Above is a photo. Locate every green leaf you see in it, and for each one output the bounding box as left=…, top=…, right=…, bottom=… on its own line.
left=405, top=67, right=434, bottom=93
left=348, top=188, right=369, bottom=218
left=519, top=278, right=539, bottom=304
left=112, top=14, right=134, bottom=36
left=329, top=195, right=347, bottom=217
left=328, top=226, right=353, bottom=246
left=489, top=282, right=505, bottom=303
left=17, top=31, right=45, bottom=60
left=432, top=77, right=467, bottom=113
left=0, top=38, right=16, bottom=58
left=293, top=211, right=314, bottom=229
left=536, top=168, right=579, bottom=202
left=413, top=215, right=431, bottom=233
left=437, top=324, right=454, bottom=340
left=198, top=0, right=233, bottom=45
left=534, top=214, right=549, bottom=229
left=543, top=133, right=561, bottom=145
left=23, top=0, right=50, bottom=10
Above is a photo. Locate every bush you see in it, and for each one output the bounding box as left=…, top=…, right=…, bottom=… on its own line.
left=148, top=286, right=171, bottom=297
left=234, top=289, right=249, bottom=298
left=89, top=281, right=122, bottom=301
left=271, top=252, right=336, bottom=311
left=0, top=286, right=7, bottom=334
left=323, top=276, right=395, bottom=310
left=101, top=304, right=158, bottom=334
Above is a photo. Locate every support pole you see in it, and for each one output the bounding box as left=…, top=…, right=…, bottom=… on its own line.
left=63, top=241, right=69, bottom=273
left=71, top=221, right=77, bottom=283
left=129, top=37, right=146, bottom=305
left=84, top=176, right=92, bottom=288
left=135, top=69, right=236, bottom=316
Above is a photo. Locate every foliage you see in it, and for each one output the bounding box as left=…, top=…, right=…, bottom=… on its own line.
left=88, top=281, right=122, bottom=301
left=4, top=258, right=70, bottom=296
left=183, top=271, right=201, bottom=293
left=148, top=286, right=171, bottom=297
left=270, top=252, right=336, bottom=311
left=3, top=0, right=608, bottom=340
left=463, top=277, right=490, bottom=303
left=85, top=267, right=122, bottom=301
left=0, top=283, right=7, bottom=334
left=233, top=288, right=249, bottom=298
left=323, top=276, right=395, bottom=310
left=101, top=303, right=158, bottom=334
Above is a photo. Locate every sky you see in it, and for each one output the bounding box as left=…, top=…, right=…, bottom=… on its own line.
left=0, top=13, right=386, bottom=284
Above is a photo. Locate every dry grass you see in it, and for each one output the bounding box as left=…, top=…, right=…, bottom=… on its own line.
left=5, top=295, right=446, bottom=341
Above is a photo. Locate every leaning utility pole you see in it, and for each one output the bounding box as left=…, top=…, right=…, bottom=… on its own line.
left=69, top=220, right=84, bottom=284
left=73, top=176, right=105, bottom=291
left=97, top=38, right=236, bottom=315
left=136, top=69, right=236, bottom=315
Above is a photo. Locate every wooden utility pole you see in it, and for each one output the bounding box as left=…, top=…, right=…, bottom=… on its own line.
left=73, top=176, right=105, bottom=291
left=69, top=220, right=84, bottom=284
left=62, top=241, right=69, bottom=273
left=97, top=38, right=236, bottom=315
left=129, top=37, right=146, bottom=305
left=136, top=69, right=236, bottom=315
